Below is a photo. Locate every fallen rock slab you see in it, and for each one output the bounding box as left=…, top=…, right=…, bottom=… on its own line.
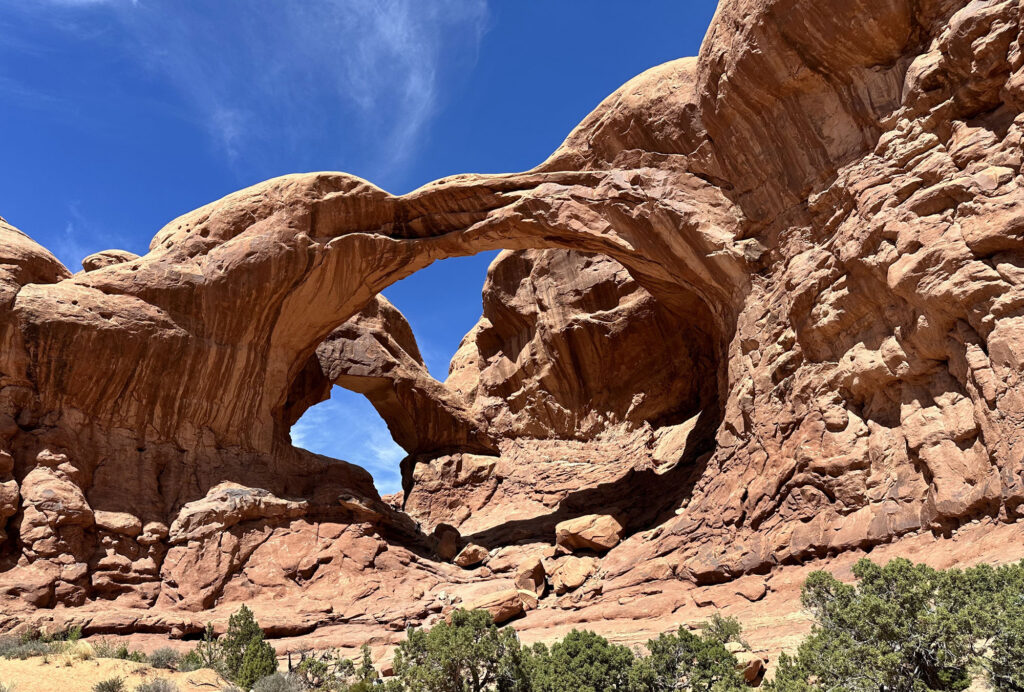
left=555, top=514, right=624, bottom=553
left=549, top=556, right=598, bottom=594
left=459, top=589, right=524, bottom=624
left=454, top=543, right=489, bottom=568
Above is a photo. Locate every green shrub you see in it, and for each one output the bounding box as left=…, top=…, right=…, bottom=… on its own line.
left=701, top=613, right=746, bottom=648
left=294, top=648, right=356, bottom=689
left=251, top=673, right=304, bottom=692
left=14, top=626, right=82, bottom=648
left=387, top=610, right=744, bottom=692
left=392, top=609, right=526, bottom=692
left=94, top=641, right=147, bottom=662
left=179, top=623, right=223, bottom=673
left=768, top=557, right=1024, bottom=691
left=177, top=652, right=202, bottom=673
left=24, top=626, right=79, bottom=644
left=147, top=647, right=179, bottom=670
left=134, top=680, right=178, bottom=692
left=0, top=637, right=18, bottom=657
left=991, top=616, right=1024, bottom=691
left=51, top=626, right=83, bottom=644
left=629, top=625, right=745, bottom=692
left=238, top=640, right=279, bottom=691
left=223, top=605, right=259, bottom=676
left=222, top=605, right=277, bottom=689
left=93, top=639, right=119, bottom=658
left=0, top=635, right=51, bottom=660
left=354, top=643, right=378, bottom=686
left=93, top=678, right=126, bottom=692
left=525, top=629, right=633, bottom=692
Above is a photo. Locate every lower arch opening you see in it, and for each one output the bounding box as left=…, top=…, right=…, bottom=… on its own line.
left=290, top=385, right=406, bottom=496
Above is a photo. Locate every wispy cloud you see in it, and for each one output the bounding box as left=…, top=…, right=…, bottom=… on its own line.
left=14, top=0, right=489, bottom=183
left=44, top=0, right=137, bottom=5
left=5, top=0, right=486, bottom=490
left=49, top=203, right=134, bottom=271
left=291, top=386, right=406, bottom=495
left=0, top=73, right=63, bottom=111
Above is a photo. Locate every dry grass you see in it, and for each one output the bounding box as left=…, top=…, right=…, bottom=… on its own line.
left=0, top=656, right=227, bottom=692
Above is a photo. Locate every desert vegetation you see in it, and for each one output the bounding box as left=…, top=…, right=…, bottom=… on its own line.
left=0, top=558, right=1021, bottom=691
left=769, top=558, right=1024, bottom=691
left=384, top=609, right=750, bottom=692
left=372, top=558, right=1024, bottom=691
left=5, top=2, right=1024, bottom=687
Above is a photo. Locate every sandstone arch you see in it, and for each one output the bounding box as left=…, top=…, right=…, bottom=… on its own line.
left=15, top=157, right=748, bottom=456
left=0, top=61, right=749, bottom=610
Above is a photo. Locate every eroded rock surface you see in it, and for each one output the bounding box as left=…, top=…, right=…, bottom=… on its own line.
left=447, top=249, right=717, bottom=441
left=1, top=0, right=1024, bottom=675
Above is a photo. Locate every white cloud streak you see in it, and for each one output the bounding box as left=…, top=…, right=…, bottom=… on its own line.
left=14, top=0, right=488, bottom=182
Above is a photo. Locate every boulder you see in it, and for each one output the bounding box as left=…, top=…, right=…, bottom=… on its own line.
left=82, top=249, right=139, bottom=272
left=735, top=577, right=768, bottom=603
left=555, top=514, right=624, bottom=553
left=514, top=556, right=546, bottom=597
left=460, top=589, right=524, bottom=624
left=735, top=652, right=767, bottom=685
left=549, top=556, right=598, bottom=594
left=517, top=589, right=539, bottom=611
left=94, top=511, right=143, bottom=537
left=138, top=522, right=169, bottom=546
left=454, top=544, right=489, bottom=568
left=432, top=524, right=461, bottom=562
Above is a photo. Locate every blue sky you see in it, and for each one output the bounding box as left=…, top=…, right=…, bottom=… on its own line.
left=1, top=0, right=718, bottom=494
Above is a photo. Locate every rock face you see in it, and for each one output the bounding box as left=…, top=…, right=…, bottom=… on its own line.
left=447, top=249, right=716, bottom=441
left=2, top=0, right=1024, bottom=672
left=81, top=250, right=140, bottom=273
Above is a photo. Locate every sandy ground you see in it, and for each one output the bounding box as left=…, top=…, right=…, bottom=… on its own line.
left=0, top=656, right=227, bottom=692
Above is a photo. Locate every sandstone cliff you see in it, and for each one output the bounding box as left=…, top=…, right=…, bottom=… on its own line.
left=2, top=0, right=1024, bottom=672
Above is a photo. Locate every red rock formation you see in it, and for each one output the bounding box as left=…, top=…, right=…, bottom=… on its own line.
left=447, top=249, right=716, bottom=441
left=1, top=0, right=1024, bottom=675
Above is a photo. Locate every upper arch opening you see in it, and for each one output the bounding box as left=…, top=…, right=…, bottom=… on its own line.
left=285, top=245, right=728, bottom=521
